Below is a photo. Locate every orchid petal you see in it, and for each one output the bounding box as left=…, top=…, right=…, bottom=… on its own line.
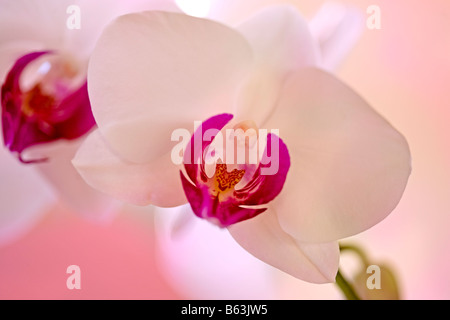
left=228, top=208, right=340, bottom=284
left=235, top=5, right=319, bottom=125
left=265, top=68, right=411, bottom=243
left=0, top=143, right=54, bottom=246
left=154, top=204, right=277, bottom=299
left=88, top=11, right=253, bottom=164
left=0, top=0, right=180, bottom=58
left=309, top=2, right=365, bottom=71
left=73, top=129, right=186, bottom=208
left=208, top=0, right=270, bottom=25
left=0, top=0, right=72, bottom=50
left=1, top=51, right=95, bottom=157
left=64, top=0, right=182, bottom=57
left=22, top=138, right=120, bottom=222
left=62, top=0, right=126, bottom=58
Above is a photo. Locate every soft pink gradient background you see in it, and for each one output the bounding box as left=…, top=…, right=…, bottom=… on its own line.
left=1, top=0, right=449, bottom=299
left=0, top=203, right=181, bottom=299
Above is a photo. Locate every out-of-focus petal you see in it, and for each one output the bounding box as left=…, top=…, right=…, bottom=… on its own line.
left=228, top=208, right=340, bottom=284
left=62, top=0, right=125, bottom=58
left=265, top=68, right=411, bottom=243
left=0, top=144, right=54, bottom=246
left=237, top=5, right=318, bottom=70
left=309, top=2, right=365, bottom=71
left=73, top=129, right=186, bottom=208
left=0, top=0, right=180, bottom=60
left=63, top=0, right=182, bottom=57
left=23, top=137, right=120, bottom=222
left=88, top=11, right=253, bottom=164
left=208, top=0, right=273, bottom=25
left=235, top=5, right=319, bottom=125
left=2, top=51, right=96, bottom=157
left=0, top=0, right=72, bottom=50
left=154, top=204, right=277, bottom=299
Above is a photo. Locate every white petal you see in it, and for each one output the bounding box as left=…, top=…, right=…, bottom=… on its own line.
left=73, top=130, right=186, bottom=208
left=0, top=0, right=73, bottom=49
left=88, top=11, right=253, bottom=163
left=229, top=208, right=340, bottom=284
left=63, top=0, right=182, bottom=57
left=154, top=204, right=277, bottom=299
left=0, top=141, right=54, bottom=246
left=24, top=138, right=121, bottom=222
left=265, top=68, right=411, bottom=243
left=235, top=5, right=319, bottom=125
left=309, top=2, right=365, bottom=71
left=208, top=0, right=271, bottom=25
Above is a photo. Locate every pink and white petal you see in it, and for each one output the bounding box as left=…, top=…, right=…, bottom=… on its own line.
left=119, top=0, right=182, bottom=13
left=61, top=0, right=124, bottom=58
left=88, top=11, right=253, bottom=164
left=63, top=0, right=182, bottom=58
left=235, top=5, right=319, bottom=125
left=0, top=140, right=55, bottom=246
left=265, top=68, right=411, bottom=243
left=0, top=0, right=74, bottom=50
left=228, top=208, right=339, bottom=284
left=208, top=0, right=277, bottom=25
left=72, top=130, right=186, bottom=208
left=154, top=204, right=277, bottom=299
left=309, top=2, right=365, bottom=71
left=238, top=5, right=319, bottom=71
left=23, top=138, right=121, bottom=222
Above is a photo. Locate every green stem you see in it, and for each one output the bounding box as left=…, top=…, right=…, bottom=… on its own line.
left=339, top=244, right=370, bottom=266
left=335, top=269, right=361, bottom=300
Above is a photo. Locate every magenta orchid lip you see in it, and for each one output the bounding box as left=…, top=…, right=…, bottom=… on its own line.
left=180, top=113, right=291, bottom=228
left=171, top=119, right=282, bottom=175
left=1, top=51, right=95, bottom=163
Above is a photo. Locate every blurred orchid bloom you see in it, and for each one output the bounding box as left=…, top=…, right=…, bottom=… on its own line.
left=0, top=0, right=180, bottom=245
left=74, top=6, right=411, bottom=284
left=206, top=0, right=365, bottom=71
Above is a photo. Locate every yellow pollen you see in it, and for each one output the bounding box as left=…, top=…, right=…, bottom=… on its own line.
left=212, top=163, right=245, bottom=194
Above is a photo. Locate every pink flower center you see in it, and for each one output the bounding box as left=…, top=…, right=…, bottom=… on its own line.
left=205, top=163, right=245, bottom=202
left=180, top=113, right=291, bottom=228
left=1, top=51, right=95, bottom=162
